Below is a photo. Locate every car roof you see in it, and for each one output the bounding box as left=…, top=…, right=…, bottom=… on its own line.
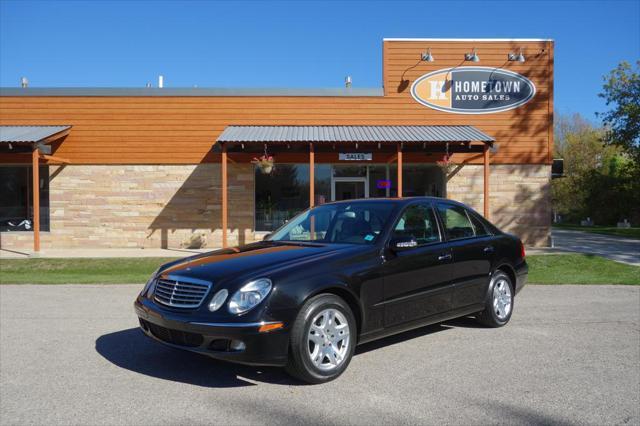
left=321, top=196, right=465, bottom=207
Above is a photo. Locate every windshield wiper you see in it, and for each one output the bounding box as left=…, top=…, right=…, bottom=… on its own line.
left=270, top=240, right=326, bottom=247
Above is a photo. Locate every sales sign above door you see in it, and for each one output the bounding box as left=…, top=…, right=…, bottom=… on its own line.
left=411, top=67, right=536, bottom=114
left=339, top=153, right=372, bottom=161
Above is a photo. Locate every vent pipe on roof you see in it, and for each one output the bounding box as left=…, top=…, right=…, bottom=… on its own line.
left=345, top=75, right=352, bottom=88
left=158, top=75, right=164, bottom=88
left=20, top=77, right=28, bottom=88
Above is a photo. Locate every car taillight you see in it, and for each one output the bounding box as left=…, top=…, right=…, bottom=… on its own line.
left=520, top=241, right=526, bottom=259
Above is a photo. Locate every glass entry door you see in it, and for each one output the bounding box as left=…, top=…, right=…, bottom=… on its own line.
left=332, top=177, right=368, bottom=201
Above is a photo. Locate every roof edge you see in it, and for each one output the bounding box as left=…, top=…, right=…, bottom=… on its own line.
left=383, top=38, right=553, bottom=42
left=0, top=87, right=384, bottom=97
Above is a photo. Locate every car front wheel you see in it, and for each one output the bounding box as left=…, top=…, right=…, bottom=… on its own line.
left=477, top=270, right=514, bottom=327
left=285, top=294, right=356, bottom=384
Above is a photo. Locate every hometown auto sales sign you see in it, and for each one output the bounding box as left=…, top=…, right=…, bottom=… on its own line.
left=411, top=67, right=536, bottom=114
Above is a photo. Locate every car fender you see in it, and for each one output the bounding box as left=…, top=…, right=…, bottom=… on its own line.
left=283, top=276, right=365, bottom=336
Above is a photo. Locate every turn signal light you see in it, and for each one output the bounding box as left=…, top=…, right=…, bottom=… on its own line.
left=258, top=322, right=284, bottom=333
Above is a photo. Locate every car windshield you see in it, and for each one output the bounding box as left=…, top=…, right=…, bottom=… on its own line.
left=267, top=202, right=396, bottom=245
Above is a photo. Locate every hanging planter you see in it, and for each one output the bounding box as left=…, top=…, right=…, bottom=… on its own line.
left=436, top=153, right=455, bottom=176
left=436, top=142, right=455, bottom=177
left=252, top=154, right=275, bottom=174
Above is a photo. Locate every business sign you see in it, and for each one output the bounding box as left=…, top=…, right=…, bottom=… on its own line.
left=339, top=153, right=372, bottom=161
left=411, top=67, right=536, bottom=114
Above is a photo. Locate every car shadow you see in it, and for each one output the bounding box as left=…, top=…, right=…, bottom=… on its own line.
left=96, top=316, right=482, bottom=388
left=95, top=328, right=297, bottom=388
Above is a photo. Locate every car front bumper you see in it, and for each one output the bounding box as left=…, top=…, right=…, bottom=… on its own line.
left=134, top=298, right=290, bottom=367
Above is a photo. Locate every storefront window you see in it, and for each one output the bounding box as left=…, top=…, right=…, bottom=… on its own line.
left=314, top=164, right=331, bottom=206
left=394, top=164, right=446, bottom=197
left=333, top=165, right=367, bottom=177
left=255, top=163, right=445, bottom=232
left=368, top=165, right=394, bottom=198
left=0, top=166, right=50, bottom=232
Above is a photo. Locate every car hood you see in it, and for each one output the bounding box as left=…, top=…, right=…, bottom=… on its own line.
left=157, top=241, right=355, bottom=285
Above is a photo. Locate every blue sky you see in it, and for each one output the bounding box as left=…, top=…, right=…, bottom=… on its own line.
left=1, top=0, right=638, bottom=121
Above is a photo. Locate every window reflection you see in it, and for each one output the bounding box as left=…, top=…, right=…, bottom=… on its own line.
left=0, top=166, right=50, bottom=232
left=255, top=163, right=445, bottom=232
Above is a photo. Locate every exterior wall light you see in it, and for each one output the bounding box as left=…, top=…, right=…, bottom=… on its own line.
left=464, top=48, right=480, bottom=62
left=421, top=48, right=434, bottom=62
left=508, top=48, right=526, bottom=63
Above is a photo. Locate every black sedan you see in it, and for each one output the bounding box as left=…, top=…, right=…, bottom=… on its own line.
left=134, top=197, right=527, bottom=383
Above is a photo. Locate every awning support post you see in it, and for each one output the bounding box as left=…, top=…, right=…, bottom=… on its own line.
left=397, top=143, right=403, bottom=197
left=483, top=144, right=490, bottom=218
left=309, top=143, right=315, bottom=207
left=32, top=148, right=40, bottom=252
left=221, top=143, right=228, bottom=248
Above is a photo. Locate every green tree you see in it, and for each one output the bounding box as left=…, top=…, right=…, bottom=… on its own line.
left=599, top=61, right=640, bottom=165
left=551, top=114, right=632, bottom=224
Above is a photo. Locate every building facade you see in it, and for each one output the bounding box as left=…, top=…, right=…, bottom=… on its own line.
left=0, top=38, right=553, bottom=251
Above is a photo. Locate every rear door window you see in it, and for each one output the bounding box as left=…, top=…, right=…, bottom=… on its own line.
left=437, top=204, right=475, bottom=241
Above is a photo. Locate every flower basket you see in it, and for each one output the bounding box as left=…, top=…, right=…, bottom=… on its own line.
left=252, top=154, right=275, bottom=174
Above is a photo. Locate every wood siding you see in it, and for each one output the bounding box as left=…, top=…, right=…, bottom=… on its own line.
left=0, top=40, right=553, bottom=165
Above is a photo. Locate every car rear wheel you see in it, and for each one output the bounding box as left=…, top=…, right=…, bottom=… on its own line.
left=285, top=294, right=356, bottom=384
left=477, top=270, right=514, bottom=328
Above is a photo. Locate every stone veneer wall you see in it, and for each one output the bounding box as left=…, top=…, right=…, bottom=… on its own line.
left=447, top=164, right=551, bottom=247
left=0, top=164, right=254, bottom=250
left=0, top=163, right=551, bottom=251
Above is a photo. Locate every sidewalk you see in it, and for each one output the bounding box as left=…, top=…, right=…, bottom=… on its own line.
left=0, top=247, right=213, bottom=259
left=2, top=245, right=562, bottom=259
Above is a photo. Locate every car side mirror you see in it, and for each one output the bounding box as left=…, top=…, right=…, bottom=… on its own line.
left=389, top=236, right=418, bottom=252
left=262, top=233, right=272, bottom=241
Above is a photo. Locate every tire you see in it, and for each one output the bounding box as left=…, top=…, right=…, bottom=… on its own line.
left=285, top=293, right=357, bottom=384
left=477, top=270, right=514, bottom=328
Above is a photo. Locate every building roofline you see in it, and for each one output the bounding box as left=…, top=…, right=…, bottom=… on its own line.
left=0, top=87, right=384, bottom=97
left=383, top=37, right=553, bottom=42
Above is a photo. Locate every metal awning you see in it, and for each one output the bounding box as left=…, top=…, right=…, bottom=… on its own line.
left=217, top=125, right=494, bottom=144
left=0, top=125, right=71, bottom=144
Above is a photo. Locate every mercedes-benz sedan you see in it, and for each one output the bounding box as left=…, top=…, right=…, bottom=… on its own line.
left=134, top=197, right=527, bottom=383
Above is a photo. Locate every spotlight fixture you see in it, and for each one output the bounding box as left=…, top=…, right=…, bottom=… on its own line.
left=421, top=48, right=434, bottom=62
left=508, top=48, right=526, bottom=63
left=464, top=48, right=480, bottom=62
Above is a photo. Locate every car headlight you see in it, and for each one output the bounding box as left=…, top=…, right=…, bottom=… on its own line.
left=208, top=289, right=229, bottom=312
left=228, top=278, right=272, bottom=314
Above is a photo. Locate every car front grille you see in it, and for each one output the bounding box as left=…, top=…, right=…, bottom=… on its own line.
left=153, top=278, right=211, bottom=309
left=140, top=319, right=203, bottom=347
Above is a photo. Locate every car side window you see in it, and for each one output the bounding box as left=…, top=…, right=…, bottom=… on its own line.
left=393, top=204, right=440, bottom=245
left=468, top=212, right=491, bottom=237
left=437, top=204, right=475, bottom=240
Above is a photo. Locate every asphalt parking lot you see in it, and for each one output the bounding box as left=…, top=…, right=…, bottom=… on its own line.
left=1, top=284, right=638, bottom=425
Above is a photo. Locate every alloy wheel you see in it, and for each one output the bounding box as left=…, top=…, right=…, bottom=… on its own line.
left=493, top=278, right=512, bottom=320
left=307, top=308, right=350, bottom=371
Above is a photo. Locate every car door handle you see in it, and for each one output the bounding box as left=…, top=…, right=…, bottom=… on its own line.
left=483, top=246, right=495, bottom=254
left=438, top=253, right=452, bottom=261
